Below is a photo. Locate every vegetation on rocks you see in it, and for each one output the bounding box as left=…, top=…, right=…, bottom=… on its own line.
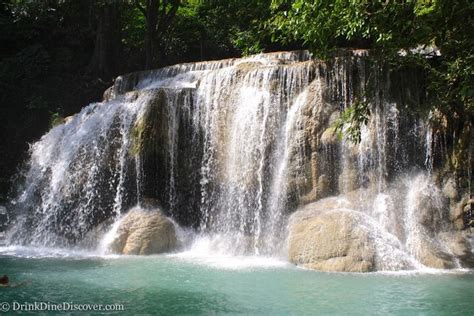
left=270, top=0, right=473, bottom=173
left=0, top=0, right=472, bottom=202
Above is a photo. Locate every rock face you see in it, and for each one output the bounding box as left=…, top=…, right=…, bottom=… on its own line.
left=288, top=198, right=376, bottom=272
left=412, top=239, right=457, bottom=269
left=288, top=185, right=472, bottom=272
left=109, top=207, right=177, bottom=255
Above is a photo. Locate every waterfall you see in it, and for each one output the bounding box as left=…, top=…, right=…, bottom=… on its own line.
left=5, top=51, right=471, bottom=270
left=7, top=92, right=152, bottom=245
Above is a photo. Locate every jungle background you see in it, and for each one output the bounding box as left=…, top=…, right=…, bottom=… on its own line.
left=0, top=0, right=472, bottom=202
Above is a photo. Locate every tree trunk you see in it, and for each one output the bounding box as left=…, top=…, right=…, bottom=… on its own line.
left=88, top=2, right=121, bottom=80
left=144, top=0, right=159, bottom=69
left=140, top=0, right=180, bottom=70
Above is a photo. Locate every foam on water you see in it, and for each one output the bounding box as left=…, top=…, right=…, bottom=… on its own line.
left=0, top=245, right=97, bottom=259
left=1, top=244, right=471, bottom=276
left=97, top=215, right=125, bottom=255
left=170, top=252, right=290, bottom=270
left=169, top=234, right=290, bottom=270
left=0, top=243, right=288, bottom=270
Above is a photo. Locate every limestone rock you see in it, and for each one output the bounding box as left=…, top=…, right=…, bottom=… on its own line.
left=288, top=198, right=376, bottom=272
left=413, top=238, right=457, bottom=269
left=442, top=178, right=458, bottom=200
left=439, top=231, right=474, bottom=268
left=287, top=192, right=466, bottom=272
left=338, top=168, right=359, bottom=193
left=316, top=174, right=331, bottom=198
left=64, top=115, right=75, bottom=124
left=297, top=77, right=337, bottom=199
left=234, top=61, right=262, bottom=74
left=451, top=198, right=468, bottom=230
left=320, top=126, right=339, bottom=146
left=451, top=197, right=474, bottom=230
left=103, top=85, right=115, bottom=101
left=109, top=207, right=177, bottom=255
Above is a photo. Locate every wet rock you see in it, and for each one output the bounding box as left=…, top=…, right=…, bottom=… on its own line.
left=409, top=179, right=446, bottom=229
left=288, top=187, right=468, bottom=272
left=316, top=175, right=331, bottom=198
left=288, top=198, right=376, bottom=272
left=320, top=111, right=341, bottom=146
left=440, top=231, right=474, bottom=268
left=140, top=197, right=162, bottom=210
left=109, top=207, right=177, bottom=255
left=299, top=188, right=317, bottom=205
left=64, top=115, right=75, bottom=124
left=414, top=238, right=457, bottom=269
left=234, top=61, right=262, bottom=75
left=320, top=126, right=339, bottom=146
left=403, top=178, right=460, bottom=268
left=79, top=221, right=112, bottom=249
left=449, top=197, right=473, bottom=230
left=442, top=178, right=458, bottom=200
left=103, top=85, right=115, bottom=101
left=299, top=77, right=337, bottom=199
left=338, top=167, right=358, bottom=193
left=451, top=198, right=468, bottom=230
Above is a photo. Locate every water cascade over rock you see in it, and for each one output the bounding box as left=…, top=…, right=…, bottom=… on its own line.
left=6, top=51, right=473, bottom=271
left=104, top=206, right=177, bottom=255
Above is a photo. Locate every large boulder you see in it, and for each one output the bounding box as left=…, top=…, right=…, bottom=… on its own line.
left=108, top=207, right=177, bottom=255
left=411, top=238, right=457, bottom=269
left=288, top=198, right=376, bottom=272
left=288, top=186, right=470, bottom=271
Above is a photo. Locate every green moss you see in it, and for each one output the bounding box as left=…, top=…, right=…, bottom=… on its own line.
left=49, top=112, right=64, bottom=129
left=129, top=114, right=148, bottom=156
left=129, top=89, right=169, bottom=157
left=450, top=122, right=472, bottom=173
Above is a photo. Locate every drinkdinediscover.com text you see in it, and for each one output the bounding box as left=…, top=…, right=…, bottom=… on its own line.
left=0, top=301, right=124, bottom=312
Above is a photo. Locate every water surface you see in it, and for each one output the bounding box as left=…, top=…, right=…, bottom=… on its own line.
left=1, top=247, right=472, bottom=315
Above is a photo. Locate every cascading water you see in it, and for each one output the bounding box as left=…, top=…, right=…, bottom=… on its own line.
left=193, top=58, right=314, bottom=255
left=7, top=92, right=153, bottom=245
left=5, top=51, right=472, bottom=270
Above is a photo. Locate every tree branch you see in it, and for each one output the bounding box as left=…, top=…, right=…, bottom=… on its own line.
left=157, top=0, right=180, bottom=35
left=133, top=0, right=146, bottom=17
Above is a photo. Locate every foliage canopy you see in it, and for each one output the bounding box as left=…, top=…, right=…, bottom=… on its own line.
left=0, top=0, right=472, bottom=199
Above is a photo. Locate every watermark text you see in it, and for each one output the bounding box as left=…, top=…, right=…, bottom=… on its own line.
left=0, top=301, right=124, bottom=313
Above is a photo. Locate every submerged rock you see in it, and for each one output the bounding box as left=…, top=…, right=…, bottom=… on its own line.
left=108, top=207, right=177, bottom=255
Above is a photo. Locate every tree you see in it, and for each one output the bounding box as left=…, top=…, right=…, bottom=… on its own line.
left=133, top=0, right=181, bottom=69
left=196, top=0, right=275, bottom=56
left=270, top=1, right=473, bottom=128
left=87, top=1, right=122, bottom=80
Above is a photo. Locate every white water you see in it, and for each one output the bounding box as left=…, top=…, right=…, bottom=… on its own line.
left=4, top=51, right=472, bottom=271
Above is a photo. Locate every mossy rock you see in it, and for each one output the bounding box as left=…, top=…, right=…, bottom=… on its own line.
left=129, top=89, right=169, bottom=156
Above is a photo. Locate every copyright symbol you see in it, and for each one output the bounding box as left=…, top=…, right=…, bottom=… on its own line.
left=0, top=302, right=10, bottom=312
